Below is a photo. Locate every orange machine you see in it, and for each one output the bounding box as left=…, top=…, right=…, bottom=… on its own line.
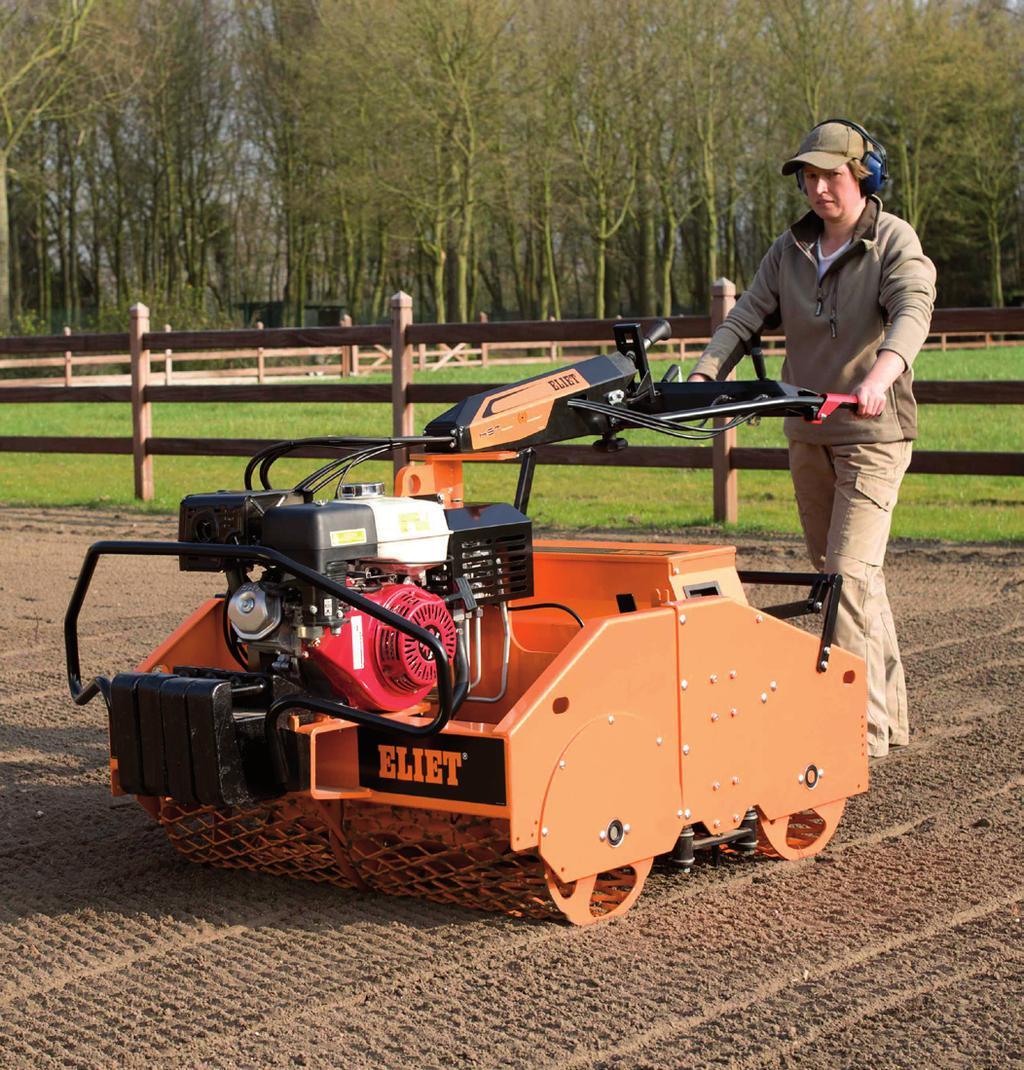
left=65, top=321, right=867, bottom=924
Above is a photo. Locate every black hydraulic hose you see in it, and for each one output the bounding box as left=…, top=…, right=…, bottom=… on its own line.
left=64, top=541, right=456, bottom=739
left=509, top=601, right=585, bottom=629
left=262, top=623, right=471, bottom=786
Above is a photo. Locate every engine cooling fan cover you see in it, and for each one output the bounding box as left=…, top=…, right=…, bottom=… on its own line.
left=310, top=583, right=457, bottom=712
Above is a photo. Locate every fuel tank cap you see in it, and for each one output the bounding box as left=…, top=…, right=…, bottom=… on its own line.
left=338, top=481, right=386, bottom=499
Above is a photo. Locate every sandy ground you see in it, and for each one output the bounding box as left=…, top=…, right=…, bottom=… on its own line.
left=0, top=506, right=1021, bottom=1070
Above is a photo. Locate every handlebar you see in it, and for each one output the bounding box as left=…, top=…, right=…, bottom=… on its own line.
left=65, top=540, right=462, bottom=739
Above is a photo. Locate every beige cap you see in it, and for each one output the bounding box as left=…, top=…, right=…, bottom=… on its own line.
left=781, top=122, right=866, bottom=175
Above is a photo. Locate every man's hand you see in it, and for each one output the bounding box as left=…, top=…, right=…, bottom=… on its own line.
left=852, top=350, right=906, bottom=418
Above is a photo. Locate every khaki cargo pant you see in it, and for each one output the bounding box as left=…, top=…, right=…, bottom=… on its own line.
left=788, top=440, right=913, bottom=758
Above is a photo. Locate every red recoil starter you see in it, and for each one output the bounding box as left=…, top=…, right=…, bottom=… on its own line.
left=309, top=583, right=458, bottom=712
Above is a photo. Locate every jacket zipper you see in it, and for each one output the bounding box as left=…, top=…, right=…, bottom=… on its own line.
left=829, top=277, right=839, bottom=338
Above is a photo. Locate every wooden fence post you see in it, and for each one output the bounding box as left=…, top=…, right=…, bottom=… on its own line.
left=163, top=323, right=172, bottom=384
left=63, top=326, right=72, bottom=386
left=479, top=311, right=489, bottom=366
left=711, top=278, right=737, bottom=524
left=549, top=314, right=557, bottom=362
left=340, top=313, right=352, bottom=377
left=256, top=321, right=265, bottom=383
left=391, top=291, right=414, bottom=475
left=130, top=302, right=153, bottom=501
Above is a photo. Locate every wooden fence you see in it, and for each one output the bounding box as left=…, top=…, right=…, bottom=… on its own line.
left=1, top=284, right=1022, bottom=522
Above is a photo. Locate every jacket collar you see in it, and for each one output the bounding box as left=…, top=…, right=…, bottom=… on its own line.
left=790, top=195, right=882, bottom=249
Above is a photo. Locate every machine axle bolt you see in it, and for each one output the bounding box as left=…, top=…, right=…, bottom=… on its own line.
left=682, top=744, right=690, bottom=755
left=239, top=595, right=255, bottom=613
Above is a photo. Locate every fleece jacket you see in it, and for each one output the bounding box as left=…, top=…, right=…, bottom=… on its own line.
left=692, top=196, right=936, bottom=444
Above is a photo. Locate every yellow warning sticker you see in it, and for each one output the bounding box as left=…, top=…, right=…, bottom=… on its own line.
left=330, top=528, right=367, bottom=546
left=398, top=511, right=430, bottom=534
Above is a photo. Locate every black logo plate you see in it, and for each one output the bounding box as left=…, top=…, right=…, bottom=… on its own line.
left=357, top=728, right=507, bottom=806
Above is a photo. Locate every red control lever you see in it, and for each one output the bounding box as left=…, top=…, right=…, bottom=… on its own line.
left=811, top=393, right=859, bottom=423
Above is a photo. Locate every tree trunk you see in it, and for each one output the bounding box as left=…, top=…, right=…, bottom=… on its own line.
left=988, top=211, right=1004, bottom=307
left=0, top=152, right=9, bottom=332
left=542, top=170, right=561, bottom=320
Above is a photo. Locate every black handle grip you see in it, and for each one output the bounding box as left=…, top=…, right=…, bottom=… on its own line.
left=643, top=319, right=672, bottom=349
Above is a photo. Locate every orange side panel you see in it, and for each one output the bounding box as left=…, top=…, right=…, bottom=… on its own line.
left=501, top=608, right=683, bottom=881
left=676, top=598, right=867, bottom=831
left=136, top=598, right=237, bottom=674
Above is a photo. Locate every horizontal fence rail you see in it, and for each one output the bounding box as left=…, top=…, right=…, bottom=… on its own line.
left=0, top=290, right=1022, bottom=519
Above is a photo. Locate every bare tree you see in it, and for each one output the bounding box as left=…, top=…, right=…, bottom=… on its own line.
left=0, top=0, right=96, bottom=329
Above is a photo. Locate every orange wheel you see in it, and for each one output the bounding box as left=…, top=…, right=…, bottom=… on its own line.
left=544, top=857, right=653, bottom=925
left=756, top=799, right=846, bottom=861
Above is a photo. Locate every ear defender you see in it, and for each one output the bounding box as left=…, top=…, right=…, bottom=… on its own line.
left=794, top=119, right=888, bottom=197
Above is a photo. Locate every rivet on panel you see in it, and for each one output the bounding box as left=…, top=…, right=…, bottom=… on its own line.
left=712, top=781, right=720, bottom=791
left=770, top=681, right=778, bottom=691
left=798, top=773, right=805, bottom=783
left=761, top=692, right=768, bottom=703
left=684, top=808, right=692, bottom=819
left=681, top=680, right=689, bottom=691
left=729, top=670, right=737, bottom=679
left=709, top=673, right=718, bottom=684
left=730, top=707, right=738, bottom=717
left=599, top=830, right=607, bottom=841
left=656, top=736, right=663, bottom=746
left=676, top=809, right=684, bottom=818
left=679, top=614, right=687, bottom=625
left=623, top=823, right=631, bottom=834
left=731, top=776, right=739, bottom=785
left=608, top=715, right=615, bottom=725
left=756, top=614, right=764, bottom=623
left=819, top=768, right=825, bottom=777
left=541, top=826, right=549, bottom=837
left=713, top=819, right=721, bottom=829
left=682, top=744, right=690, bottom=755
left=733, top=813, right=740, bottom=822
left=559, top=759, right=566, bottom=769
left=711, top=713, right=719, bottom=722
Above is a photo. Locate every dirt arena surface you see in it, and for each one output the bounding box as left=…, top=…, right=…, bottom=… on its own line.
left=0, top=505, right=1021, bottom=1069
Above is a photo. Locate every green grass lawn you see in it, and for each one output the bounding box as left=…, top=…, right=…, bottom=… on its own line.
left=1, top=346, right=1021, bottom=542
